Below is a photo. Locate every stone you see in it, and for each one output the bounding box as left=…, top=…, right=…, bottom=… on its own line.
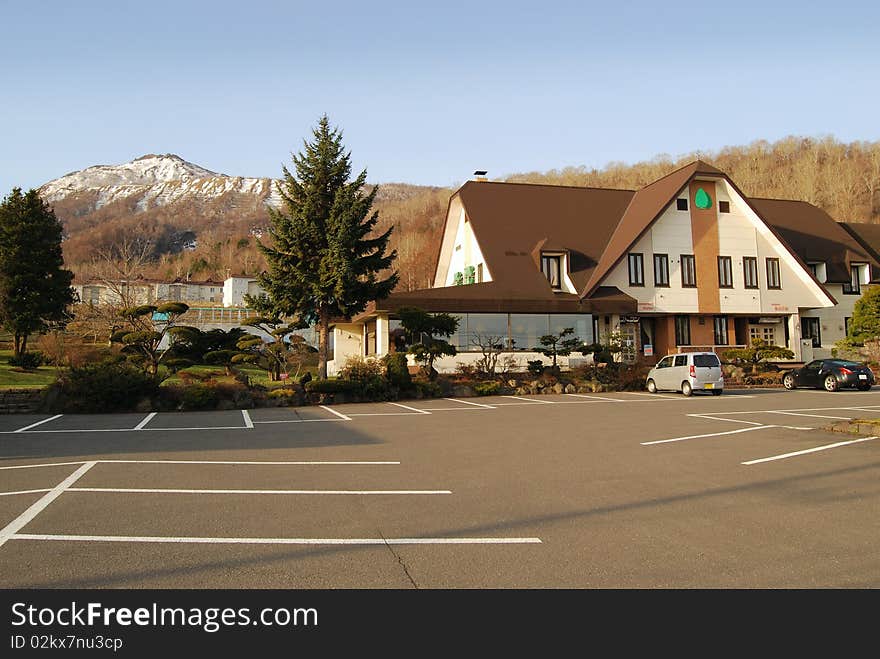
left=565, top=384, right=577, bottom=394
left=552, top=383, right=565, bottom=394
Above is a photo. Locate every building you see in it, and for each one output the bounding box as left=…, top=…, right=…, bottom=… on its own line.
left=73, top=277, right=225, bottom=306
left=329, top=160, right=879, bottom=374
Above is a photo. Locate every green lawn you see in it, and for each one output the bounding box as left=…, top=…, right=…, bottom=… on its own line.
left=0, top=350, right=59, bottom=389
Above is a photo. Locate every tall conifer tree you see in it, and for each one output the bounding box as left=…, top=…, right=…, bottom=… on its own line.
left=252, top=116, right=398, bottom=378
left=0, top=188, right=75, bottom=358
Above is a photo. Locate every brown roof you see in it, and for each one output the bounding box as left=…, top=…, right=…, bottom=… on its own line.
left=752, top=201, right=879, bottom=283
left=363, top=282, right=635, bottom=320
left=581, top=160, right=724, bottom=297
left=838, top=222, right=880, bottom=281
left=456, top=180, right=634, bottom=295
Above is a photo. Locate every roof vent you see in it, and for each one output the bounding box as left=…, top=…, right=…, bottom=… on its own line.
left=473, top=170, right=488, bottom=182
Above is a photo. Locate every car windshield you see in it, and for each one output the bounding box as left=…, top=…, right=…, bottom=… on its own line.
left=693, top=354, right=720, bottom=367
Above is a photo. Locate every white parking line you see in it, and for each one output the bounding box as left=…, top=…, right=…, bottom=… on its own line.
left=0, top=461, right=91, bottom=471
left=134, top=412, right=157, bottom=430
left=742, top=436, right=879, bottom=465
left=252, top=418, right=345, bottom=424
left=642, top=425, right=784, bottom=445
left=689, top=414, right=766, bottom=426
left=9, top=533, right=543, bottom=546
left=98, top=460, right=401, bottom=466
left=388, top=402, right=431, bottom=414
left=444, top=397, right=495, bottom=409
left=0, top=461, right=96, bottom=549
left=241, top=410, right=254, bottom=428
left=319, top=406, right=351, bottom=421
left=564, top=394, right=626, bottom=402
left=0, top=489, right=52, bottom=497
left=68, top=488, right=451, bottom=495
left=503, top=395, right=554, bottom=404
left=14, top=415, right=62, bottom=432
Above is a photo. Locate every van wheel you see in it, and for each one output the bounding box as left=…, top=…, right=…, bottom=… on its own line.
left=823, top=375, right=839, bottom=392
left=681, top=381, right=693, bottom=397
left=711, top=389, right=722, bottom=396
left=646, top=379, right=657, bottom=393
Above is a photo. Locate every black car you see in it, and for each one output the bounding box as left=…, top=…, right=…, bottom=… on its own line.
left=783, top=359, right=876, bottom=392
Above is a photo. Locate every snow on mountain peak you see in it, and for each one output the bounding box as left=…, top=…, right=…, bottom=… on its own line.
left=39, top=154, right=278, bottom=210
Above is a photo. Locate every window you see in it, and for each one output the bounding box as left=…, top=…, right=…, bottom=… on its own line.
left=749, top=326, right=776, bottom=344
left=842, top=264, right=862, bottom=294
left=628, top=253, right=644, bottom=286
left=743, top=257, right=758, bottom=289
left=719, top=200, right=730, bottom=213
left=801, top=317, right=821, bottom=348
left=541, top=255, right=562, bottom=290
left=476, top=263, right=483, bottom=283
left=653, top=254, right=669, bottom=287
left=674, top=355, right=687, bottom=367
left=713, top=316, right=729, bottom=345
left=676, top=198, right=688, bottom=211
left=680, top=255, right=696, bottom=287
left=718, top=256, right=733, bottom=288
left=766, top=258, right=781, bottom=289
left=656, top=356, right=674, bottom=369
left=674, top=315, right=691, bottom=346
left=694, top=354, right=721, bottom=367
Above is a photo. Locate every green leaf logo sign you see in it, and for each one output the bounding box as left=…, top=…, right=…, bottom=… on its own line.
left=694, top=187, right=712, bottom=210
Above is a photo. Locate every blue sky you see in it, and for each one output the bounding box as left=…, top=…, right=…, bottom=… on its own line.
left=2, top=0, right=878, bottom=193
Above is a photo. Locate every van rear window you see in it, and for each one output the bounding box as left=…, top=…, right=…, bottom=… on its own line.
left=693, top=354, right=720, bottom=367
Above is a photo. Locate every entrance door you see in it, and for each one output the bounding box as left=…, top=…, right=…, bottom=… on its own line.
left=619, top=323, right=637, bottom=363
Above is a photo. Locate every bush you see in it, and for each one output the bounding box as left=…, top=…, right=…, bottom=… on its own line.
left=526, top=360, right=545, bottom=376
left=177, top=383, right=220, bottom=410
left=268, top=388, right=297, bottom=399
left=413, top=380, right=443, bottom=398
left=305, top=379, right=361, bottom=394
left=474, top=381, right=502, bottom=396
left=7, top=351, right=44, bottom=369
left=338, top=356, right=385, bottom=382
left=54, top=360, right=161, bottom=413
left=383, top=352, right=413, bottom=389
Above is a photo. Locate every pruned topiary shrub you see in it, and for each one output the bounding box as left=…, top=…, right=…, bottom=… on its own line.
left=53, top=360, right=161, bottom=413
left=474, top=381, right=502, bottom=396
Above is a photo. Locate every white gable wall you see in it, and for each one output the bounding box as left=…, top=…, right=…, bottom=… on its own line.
left=436, top=202, right=492, bottom=287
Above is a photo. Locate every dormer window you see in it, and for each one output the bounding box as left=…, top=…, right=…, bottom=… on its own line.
left=807, top=262, right=826, bottom=283
left=541, top=254, right=563, bottom=290
left=843, top=263, right=866, bottom=294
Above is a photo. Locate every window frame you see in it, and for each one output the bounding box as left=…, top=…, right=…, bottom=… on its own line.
left=801, top=317, right=821, bottom=348
left=541, top=254, right=563, bottom=290
left=743, top=256, right=759, bottom=289
left=842, top=264, right=863, bottom=295
left=674, top=315, right=691, bottom=346
left=713, top=316, right=729, bottom=345
left=628, top=253, right=645, bottom=287
left=653, top=253, right=670, bottom=287
left=717, top=256, right=733, bottom=289
left=718, top=200, right=730, bottom=213
left=766, top=257, right=781, bottom=290
left=676, top=198, right=688, bottom=211
left=680, top=254, right=697, bottom=288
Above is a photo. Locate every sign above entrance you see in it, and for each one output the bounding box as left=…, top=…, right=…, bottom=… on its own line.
left=621, top=315, right=640, bottom=324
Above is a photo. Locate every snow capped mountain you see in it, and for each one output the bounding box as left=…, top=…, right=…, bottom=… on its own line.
left=40, top=153, right=281, bottom=211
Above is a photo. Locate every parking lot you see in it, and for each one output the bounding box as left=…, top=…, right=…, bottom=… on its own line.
left=1, top=388, right=878, bottom=588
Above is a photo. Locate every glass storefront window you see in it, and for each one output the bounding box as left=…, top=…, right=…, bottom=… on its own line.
left=549, top=314, right=592, bottom=345
left=464, top=314, right=508, bottom=351
left=509, top=314, right=549, bottom=351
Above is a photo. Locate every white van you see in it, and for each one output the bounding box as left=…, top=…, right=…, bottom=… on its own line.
left=645, top=352, right=724, bottom=396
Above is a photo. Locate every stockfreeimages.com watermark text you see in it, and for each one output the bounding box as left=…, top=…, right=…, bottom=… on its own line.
left=11, top=601, right=318, bottom=634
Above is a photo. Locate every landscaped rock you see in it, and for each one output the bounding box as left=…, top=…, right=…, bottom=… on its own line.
left=452, top=385, right=476, bottom=397
left=507, top=379, right=518, bottom=388
left=552, top=383, right=565, bottom=394
left=565, top=384, right=577, bottom=394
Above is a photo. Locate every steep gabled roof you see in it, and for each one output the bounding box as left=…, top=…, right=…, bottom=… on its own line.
left=838, top=222, right=880, bottom=281
left=455, top=180, right=635, bottom=295
left=750, top=201, right=879, bottom=283
left=580, top=160, right=724, bottom=298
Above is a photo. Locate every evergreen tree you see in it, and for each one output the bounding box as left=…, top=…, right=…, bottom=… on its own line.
left=251, top=116, right=398, bottom=378
left=0, top=188, right=75, bottom=358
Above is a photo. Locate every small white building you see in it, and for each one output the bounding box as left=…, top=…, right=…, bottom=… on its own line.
left=223, top=276, right=265, bottom=307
